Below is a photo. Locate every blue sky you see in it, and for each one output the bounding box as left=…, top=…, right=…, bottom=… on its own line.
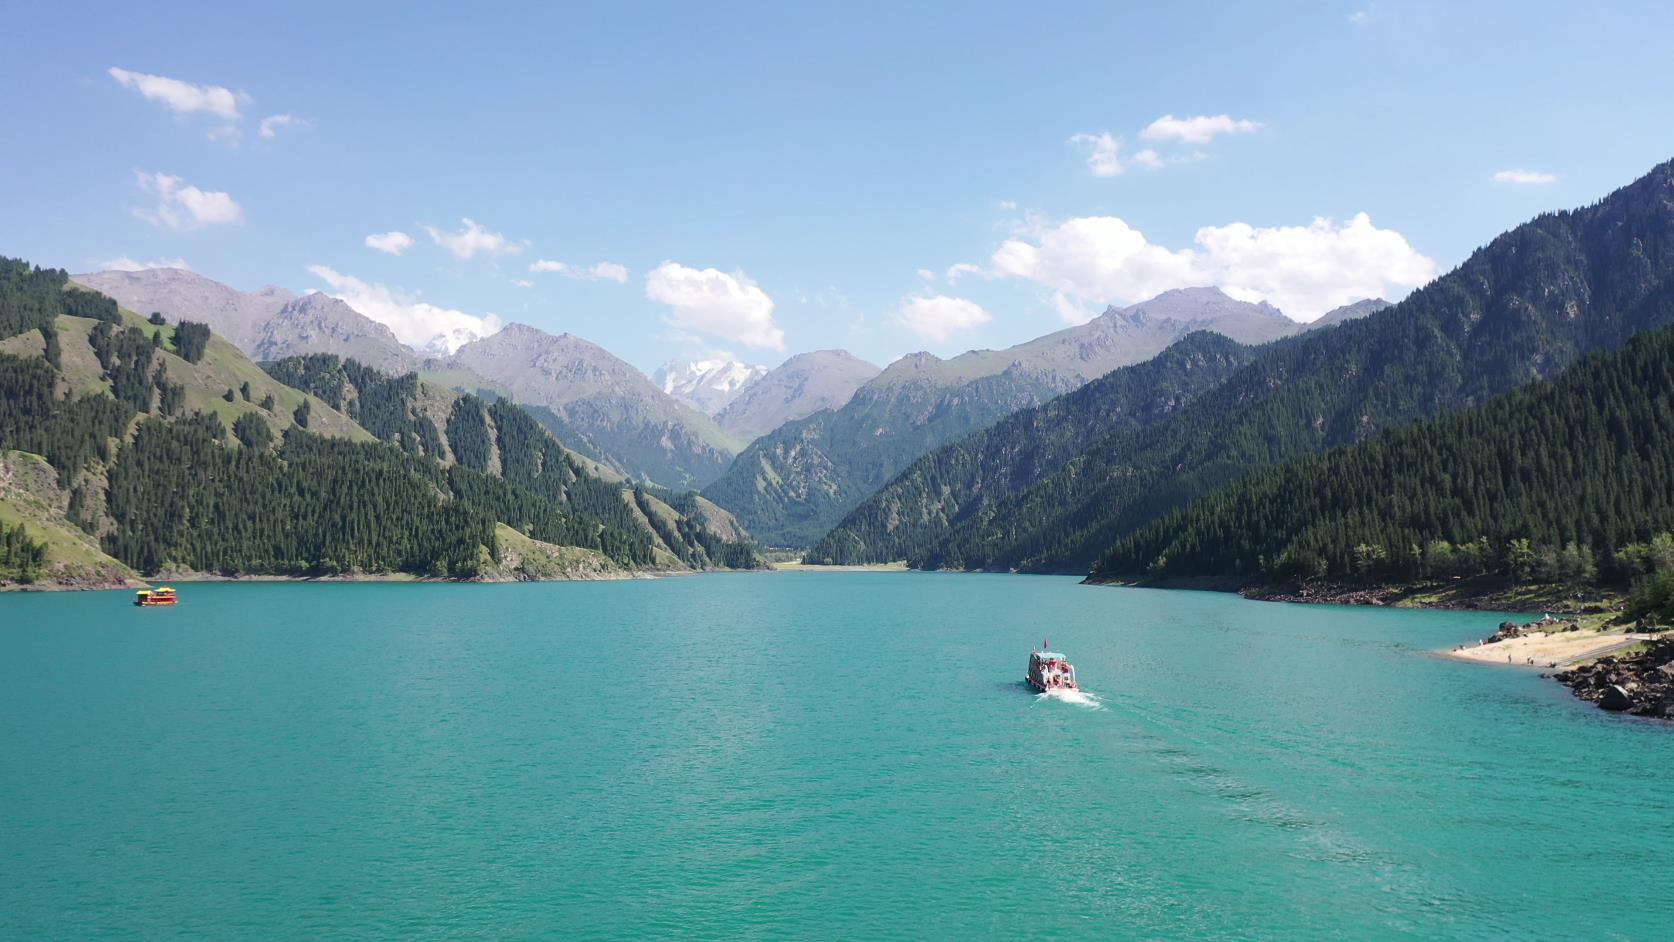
left=3, top=0, right=1672, bottom=372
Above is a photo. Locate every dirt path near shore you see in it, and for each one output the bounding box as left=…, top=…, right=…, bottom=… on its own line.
left=1443, top=631, right=1658, bottom=667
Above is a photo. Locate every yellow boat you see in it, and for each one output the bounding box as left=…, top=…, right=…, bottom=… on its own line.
left=135, top=586, right=178, bottom=607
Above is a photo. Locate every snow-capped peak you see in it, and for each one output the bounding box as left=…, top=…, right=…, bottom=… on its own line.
left=419, top=324, right=500, bottom=357
left=652, top=357, right=770, bottom=414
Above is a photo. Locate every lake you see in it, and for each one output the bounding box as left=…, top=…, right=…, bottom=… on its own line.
left=3, top=573, right=1671, bottom=940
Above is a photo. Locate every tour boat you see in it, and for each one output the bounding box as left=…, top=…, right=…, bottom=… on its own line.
left=134, top=586, right=178, bottom=606
left=1026, top=641, right=1077, bottom=692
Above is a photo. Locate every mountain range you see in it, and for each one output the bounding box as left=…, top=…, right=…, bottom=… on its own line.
left=702, top=288, right=1364, bottom=547
left=72, top=265, right=1389, bottom=544
left=807, top=158, right=1674, bottom=573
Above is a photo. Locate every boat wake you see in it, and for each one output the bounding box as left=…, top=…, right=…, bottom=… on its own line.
left=1035, top=686, right=1103, bottom=709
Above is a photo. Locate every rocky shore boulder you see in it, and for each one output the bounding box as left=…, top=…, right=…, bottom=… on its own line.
left=1554, top=639, right=1674, bottom=719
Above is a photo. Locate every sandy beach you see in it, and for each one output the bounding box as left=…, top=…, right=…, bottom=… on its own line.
left=1443, top=629, right=1659, bottom=668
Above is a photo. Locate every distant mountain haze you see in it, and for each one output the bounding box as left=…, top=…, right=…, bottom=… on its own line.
left=715, top=350, right=880, bottom=442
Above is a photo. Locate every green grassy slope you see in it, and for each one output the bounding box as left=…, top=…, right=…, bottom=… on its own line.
left=0, top=450, right=135, bottom=587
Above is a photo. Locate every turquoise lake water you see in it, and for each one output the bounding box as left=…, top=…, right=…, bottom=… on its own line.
left=3, top=573, right=1672, bottom=940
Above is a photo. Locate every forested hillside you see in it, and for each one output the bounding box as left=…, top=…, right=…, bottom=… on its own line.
left=1093, top=325, right=1674, bottom=607
left=0, top=260, right=761, bottom=585
left=262, top=352, right=767, bottom=571
left=805, top=332, right=1259, bottom=563
left=906, top=158, right=1674, bottom=574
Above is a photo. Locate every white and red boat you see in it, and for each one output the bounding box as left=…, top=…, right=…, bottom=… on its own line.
left=1026, top=641, right=1078, bottom=692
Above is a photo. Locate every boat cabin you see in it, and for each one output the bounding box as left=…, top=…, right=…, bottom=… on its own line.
left=1027, top=650, right=1077, bottom=691
left=135, top=586, right=178, bottom=606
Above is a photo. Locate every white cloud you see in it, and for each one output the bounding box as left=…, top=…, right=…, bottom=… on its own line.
left=1492, top=168, right=1558, bottom=185
left=529, top=259, right=629, bottom=282
left=945, top=262, right=984, bottom=283
left=101, top=255, right=191, bottom=272
left=1194, top=215, right=1436, bottom=319
left=1069, top=132, right=1209, bottom=178
left=364, top=231, right=414, bottom=255
left=998, top=199, right=1019, bottom=210
left=206, top=124, right=242, bottom=146
left=422, top=218, right=521, bottom=259
left=512, top=279, right=534, bottom=288
left=644, top=262, right=784, bottom=350
left=991, top=216, right=1198, bottom=311
left=1069, top=132, right=1125, bottom=176
left=1132, top=148, right=1165, bottom=169
left=134, top=171, right=243, bottom=229
left=307, top=265, right=502, bottom=355
left=590, top=262, right=629, bottom=283
left=895, top=294, right=992, bottom=342
left=1141, top=114, right=1262, bottom=145
left=108, top=67, right=247, bottom=119
left=259, top=114, right=308, bottom=139
left=989, top=212, right=1435, bottom=321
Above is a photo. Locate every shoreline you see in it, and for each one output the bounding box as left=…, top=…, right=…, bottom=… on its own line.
left=0, top=575, right=146, bottom=593
left=1090, top=573, right=1621, bottom=616
left=2, top=567, right=701, bottom=592
left=1435, top=612, right=1673, bottom=719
